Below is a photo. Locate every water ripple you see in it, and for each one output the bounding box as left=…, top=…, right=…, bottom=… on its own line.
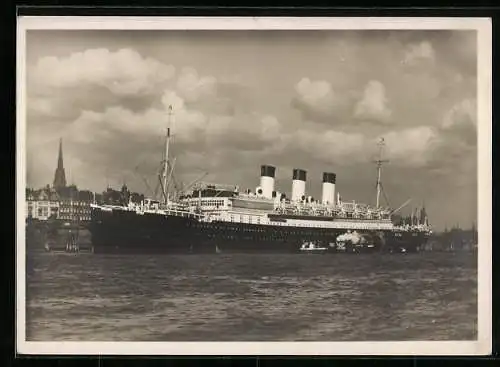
left=25, top=252, right=477, bottom=341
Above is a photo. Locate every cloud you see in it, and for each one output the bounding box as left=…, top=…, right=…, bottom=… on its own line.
left=69, top=100, right=209, bottom=147
left=403, top=41, right=435, bottom=66
left=280, top=125, right=442, bottom=169
left=381, top=126, right=441, bottom=167
left=176, top=67, right=217, bottom=103
left=442, top=98, right=477, bottom=130
left=294, top=129, right=367, bottom=165
left=354, top=80, right=392, bottom=123
left=260, top=115, right=282, bottom=141
left=291, top=78, right=348, bottom=122
left=48, top=98, right=286, bottom=180
left=294, top=78, right=335, bottom=109
left=174, top=67, right=249, bottom=116
left=440, top=98, right=477, bottom=147
left=292, top=78, right=393, bottom=125
left=26, top=47, right=277, bottom=190
left=29, top=97, right=53, bottom=116
left=27, top=48, right=178, bottom=125
left=30, top=48, right=175, bottom=95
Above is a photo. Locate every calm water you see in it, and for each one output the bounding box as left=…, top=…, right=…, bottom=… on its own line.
left=25, top=252, right=477, bottom=341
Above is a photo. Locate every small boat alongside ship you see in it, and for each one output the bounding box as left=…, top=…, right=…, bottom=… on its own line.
left=299, top=242, right=328, bottom=254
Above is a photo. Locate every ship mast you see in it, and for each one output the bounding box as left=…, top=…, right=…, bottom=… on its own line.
left=374, top=137, right=389, bottom=209
left=162, top=105, right=173, bottom=205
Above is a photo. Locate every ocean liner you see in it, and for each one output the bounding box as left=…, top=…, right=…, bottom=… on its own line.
left=89, top=107, right=432, bottom=254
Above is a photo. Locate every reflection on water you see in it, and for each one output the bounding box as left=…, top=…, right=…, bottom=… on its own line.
left=26, top=252, right=477, bottom=341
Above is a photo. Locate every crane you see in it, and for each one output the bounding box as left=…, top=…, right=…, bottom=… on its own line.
left=182, top=171, right=210, bottom=194
left=390, top=198, right=412, bottom=215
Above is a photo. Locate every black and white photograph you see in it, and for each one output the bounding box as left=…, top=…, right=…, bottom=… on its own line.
left=16, top=16, right=492, bottom=355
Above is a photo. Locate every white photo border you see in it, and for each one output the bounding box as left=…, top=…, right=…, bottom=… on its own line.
left=16, top=16, right=492, bottom=356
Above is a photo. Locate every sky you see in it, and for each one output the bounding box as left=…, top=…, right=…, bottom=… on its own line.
left=24, top=29, right=478, bottom=230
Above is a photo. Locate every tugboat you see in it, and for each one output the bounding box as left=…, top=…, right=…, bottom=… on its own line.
left=333, top=231, right=378, bottom=253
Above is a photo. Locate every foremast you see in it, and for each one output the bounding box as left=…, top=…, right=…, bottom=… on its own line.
left=162, top=105, right=173, bottom=205
left=374, top=137, right=389, bottom=209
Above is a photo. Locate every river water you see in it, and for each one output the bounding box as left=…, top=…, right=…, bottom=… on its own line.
left=25, top=252, right=477, bottom=341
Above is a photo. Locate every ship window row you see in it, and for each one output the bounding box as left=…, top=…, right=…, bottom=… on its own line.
left=60, top=201, right=89, bottom=206
left=59, top=215, right=91, bottom=221
left=202, top=200, right=225, bottom=207
left=59, top=208, right=90, bottom=213
left=28, top=201, right=90, bottom=207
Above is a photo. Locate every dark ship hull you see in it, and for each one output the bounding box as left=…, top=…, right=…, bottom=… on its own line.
left=89, top=206, right=429, bottom=254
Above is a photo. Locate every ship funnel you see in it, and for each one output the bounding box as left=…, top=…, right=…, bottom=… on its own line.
left=260, top=165, right=276, bottom=199
left=292, top=168, right=307, bottom=202
left=322, top=172, right=336, bottom=207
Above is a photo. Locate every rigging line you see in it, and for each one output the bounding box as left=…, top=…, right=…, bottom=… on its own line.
left=380, top=182, right=390, bottom=208
left=153, top=160, right=166, bottom=199
left=133, top=165, right=154, bottom=197
left=157, top=173, right=168, bottom=204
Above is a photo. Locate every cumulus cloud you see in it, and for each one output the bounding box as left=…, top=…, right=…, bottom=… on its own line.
left=30, top=48, right=175, bottom=95
left=260, top=115, right=281, bottom=141
left=161, top=89, right=186, bottom=112
left=354, top=80, right=392, bottom=123
left=292, top=78, right=392, bottom=125
left=174, top=67, right=248, bottom=116
left=442, top=98, right=477, bottom=130
left=29, top=97, right=53, bottom=116
left=57, top=98, right=285, bottom=177
left=69, top=101, right=209, bottom=148
left=440, top=98, right=477, bottom=147
left=26, top=47, right=273, bottom=190
left=176, top=67, right=217, bottom=103
left=278, top=125, right=440, bottom=169
left=27, top=48, right=178, bottom=124
left=291, top=78, right=346, bottom=122
left=381, top=126, right=441, bottom=167
left=295, top=78, right=335, bottom=109
left=403, top=41, right=435, bottom=66
left=293, top=129, right=367, bottom=165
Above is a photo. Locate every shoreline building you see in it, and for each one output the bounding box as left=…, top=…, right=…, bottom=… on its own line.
left=26, top=185, right=60, bottom=220
left=26, top=138, right=93, bottom=222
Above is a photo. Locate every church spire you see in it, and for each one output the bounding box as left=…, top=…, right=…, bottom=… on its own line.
left=53, top=138, right=67, bottom=190
left=58, top=138, right=64, bottom=169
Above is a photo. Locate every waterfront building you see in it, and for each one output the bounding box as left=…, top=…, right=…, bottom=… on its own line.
left=26, top=138, right=94, bottom=222
left=58, top=186, right=93, bottom=222
left=26, top=186, right=60, bottom=220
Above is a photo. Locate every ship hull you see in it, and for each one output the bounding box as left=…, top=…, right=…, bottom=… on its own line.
left=89, top=207, right=429, bottom=254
